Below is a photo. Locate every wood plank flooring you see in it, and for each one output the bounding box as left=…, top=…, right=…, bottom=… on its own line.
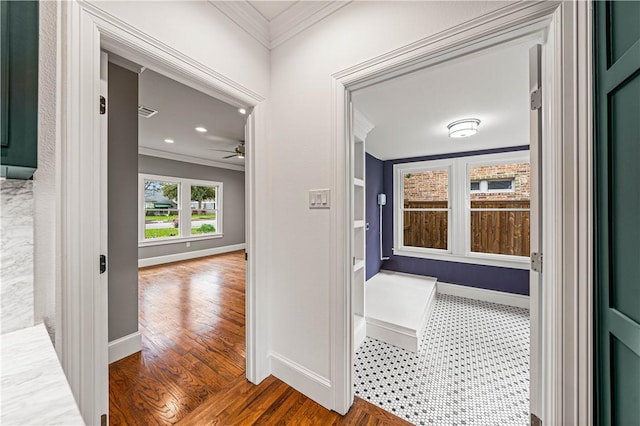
left=109, top=251, right=409, bottom=425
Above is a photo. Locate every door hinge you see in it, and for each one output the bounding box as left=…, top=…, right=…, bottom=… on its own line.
left=531, top=413, right=542, bottom=426
left=100, top=255, right=107, bottom=274
left=100, top=96, right=106, bottom=115
left=530, top=89, right=542, bottom=110
left=245, top=252, right=247, bottom=261
left=531, top=252, right=543, bottom=273
left=101, top=414, right=107, bottom=426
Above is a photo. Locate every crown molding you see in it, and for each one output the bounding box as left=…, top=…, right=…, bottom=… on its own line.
left=209, top=1, right=352, bottom=50
left=209, top=1, right=270, bottom=49
left=269, top=1, right=351, bottom=49
left=354, top=109, right=374, bottom=142
left=139, top=147, right=246, bottom=172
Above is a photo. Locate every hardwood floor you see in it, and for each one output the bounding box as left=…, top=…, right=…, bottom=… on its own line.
left=109, top=251, right=409, bottom=425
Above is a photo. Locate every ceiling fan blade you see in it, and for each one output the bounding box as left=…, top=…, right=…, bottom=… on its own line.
left=208, top=149, right=236, bottom=153
left=222, top=154, right=237, bottom=159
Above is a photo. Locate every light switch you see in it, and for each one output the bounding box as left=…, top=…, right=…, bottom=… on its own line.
left=309, top=189, right=330, bottom=209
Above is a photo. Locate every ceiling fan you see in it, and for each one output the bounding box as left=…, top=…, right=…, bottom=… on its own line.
left=209, top=141, right=245, bottom=159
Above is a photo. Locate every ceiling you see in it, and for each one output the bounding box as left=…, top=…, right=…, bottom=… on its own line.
left=138, top=69, right=246, bottom=167
left=353, top=41, right=535, bottom=161
left=248, top=1, right=297, bottom=21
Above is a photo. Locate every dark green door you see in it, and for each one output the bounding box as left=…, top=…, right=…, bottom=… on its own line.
left=594, top=1, right=640, bottom=425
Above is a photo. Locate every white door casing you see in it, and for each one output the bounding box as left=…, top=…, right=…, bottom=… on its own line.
left=57, top=1, right=268, bottom=423
left=333, top=2, right=592, bottom=424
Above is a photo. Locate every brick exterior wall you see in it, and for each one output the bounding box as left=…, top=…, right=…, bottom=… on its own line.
left=470, top=162, right=530, bottom=201
left=403, top=162, right=530, bottom=202
left=403, top=170, right=449, bottom=202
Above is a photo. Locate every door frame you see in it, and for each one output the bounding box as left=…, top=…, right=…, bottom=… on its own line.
left=330, top=2, right=593, bottom=424
left=57, top=1, right=269, bottom=423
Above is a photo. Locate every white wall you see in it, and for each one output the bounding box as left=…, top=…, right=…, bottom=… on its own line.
left=267, top=0, right=510, bottom=403
left=89, top=1, right=270, bottom=97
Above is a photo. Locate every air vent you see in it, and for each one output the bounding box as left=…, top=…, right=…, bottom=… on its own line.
left=138, top=105, right=158, bottom=118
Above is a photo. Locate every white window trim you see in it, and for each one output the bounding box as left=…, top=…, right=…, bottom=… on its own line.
left=393, top=151, right=530, bottom=270
left=138, top=173, right=223, bottom=247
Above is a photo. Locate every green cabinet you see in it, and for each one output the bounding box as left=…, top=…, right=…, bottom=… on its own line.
left=594, top=1, right=640, bottom=425
left=1, top=0, right=39, bottom=179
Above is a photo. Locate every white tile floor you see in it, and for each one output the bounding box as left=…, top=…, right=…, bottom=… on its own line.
left=354, top=293, right=530, bottom=426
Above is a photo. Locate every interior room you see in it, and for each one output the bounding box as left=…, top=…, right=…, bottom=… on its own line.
left=105, top=56, right=249, bottom=423
left=350, top=39, right=535, bottom=425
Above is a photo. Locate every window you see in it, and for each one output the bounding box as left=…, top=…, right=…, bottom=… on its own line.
left=394, top=152, right=530, bottom=269
left=139, top=174, right=222, bottom=245
left=469, top=162, right=530, bottom=257
left=470, top=179, right=514, bottom=193
left=402, top=168, right=450, bottom=250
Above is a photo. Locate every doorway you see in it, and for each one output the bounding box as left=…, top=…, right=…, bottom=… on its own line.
left=103, top=53, right=251, bottom=423
left=348, top=38, right=539, bottom=425
left=55, top=5, right=267, bottom=420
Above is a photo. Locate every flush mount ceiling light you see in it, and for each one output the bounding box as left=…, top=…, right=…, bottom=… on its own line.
left=238, top=108, right=247, bottom=115
left=447, top=118, right=481, bottom=138
left=195, top=127, right=207, bottom=133
left=164, top=139, right=175, bottom=144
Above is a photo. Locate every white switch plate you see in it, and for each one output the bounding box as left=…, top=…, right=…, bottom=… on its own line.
left=309, top=189, right=330, bottom=209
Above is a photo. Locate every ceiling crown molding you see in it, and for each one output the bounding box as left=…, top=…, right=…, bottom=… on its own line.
left=209, top=1, right=351, bottom=50
left=139, top=147, right=245, bottom=172
left=210, top=1, right=271, bottom=48
left=354, top=109, right=374, bottom=142
left=269, top=1, right=351, bottom=49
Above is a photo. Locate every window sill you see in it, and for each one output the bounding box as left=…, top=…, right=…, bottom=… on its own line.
left=139, top=233, right=224, bottom=248
left=392, top=247, right=530, bottom=270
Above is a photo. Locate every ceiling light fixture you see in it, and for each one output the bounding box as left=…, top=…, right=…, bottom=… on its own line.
left=164, top=139, right=175, bottom=144
left=447, top=118, right=481, bottom=138
left=238, top=108, right=247, bottom=115
left=195, top=127, right=207, bottom=133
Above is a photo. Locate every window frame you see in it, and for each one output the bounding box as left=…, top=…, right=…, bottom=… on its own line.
left=138, top=173, right=223, bottom=247
left=395, top=159, right=453, bottom=254
left=393, top=151, right=530, bottom=269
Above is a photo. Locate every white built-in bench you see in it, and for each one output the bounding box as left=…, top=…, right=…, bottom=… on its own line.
left=365, top=271, right=437, bottom=353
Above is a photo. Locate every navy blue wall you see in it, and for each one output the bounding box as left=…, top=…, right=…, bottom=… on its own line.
left=372, top=145, right=531, bottom=295
left=365, top=153, right=384, bottom=280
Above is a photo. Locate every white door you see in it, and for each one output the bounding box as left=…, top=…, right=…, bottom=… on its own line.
left=528, top=44, right=542, bottom=424
left=98, top=50, right=110, bottom=425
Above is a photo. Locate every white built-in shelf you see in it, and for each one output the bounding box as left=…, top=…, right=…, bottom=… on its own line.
left=354, top=220, right=365, bottom=229
left=353, top=258, right=365, bottom=272
left=354, top=178, right=365, bottom=187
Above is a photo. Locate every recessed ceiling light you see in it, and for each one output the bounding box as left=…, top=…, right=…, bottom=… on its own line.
left=447, top=119, right=481, bottom=138
left=164, top=139, right=175, bottom=144
left=195, top=127, right=207, bottom=133
left=238, top=108, right=247, bottom=115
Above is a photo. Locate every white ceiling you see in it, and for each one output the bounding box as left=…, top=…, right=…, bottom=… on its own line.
left=353, top=41, right=534, bottom=161
left=138, top=69, right=246, bottom=167
left=248, top=1, right=297, bottom=21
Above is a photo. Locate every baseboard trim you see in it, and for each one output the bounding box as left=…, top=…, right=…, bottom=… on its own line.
left=108, top=331, right=141, bottom=364
left=270, top=352, right=332, bottom=410
left=138, top=243, right=246, bottom=268
left=437, top=282, right=529, bottom=309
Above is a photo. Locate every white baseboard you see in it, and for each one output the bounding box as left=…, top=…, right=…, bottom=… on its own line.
left=437, top=282, right=529, bottom=309
left=138, top=243, right=246, bottom=268
left=109, top=331, right=141, bottom=363
left=269, top=352, right=332, bottom=410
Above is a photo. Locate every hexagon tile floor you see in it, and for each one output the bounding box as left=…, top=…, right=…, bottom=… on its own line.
left=354, top=293, right=530, bottom=426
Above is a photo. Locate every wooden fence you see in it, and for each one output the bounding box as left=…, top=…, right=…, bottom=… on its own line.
left=403, top=200, right=530, bottom=256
